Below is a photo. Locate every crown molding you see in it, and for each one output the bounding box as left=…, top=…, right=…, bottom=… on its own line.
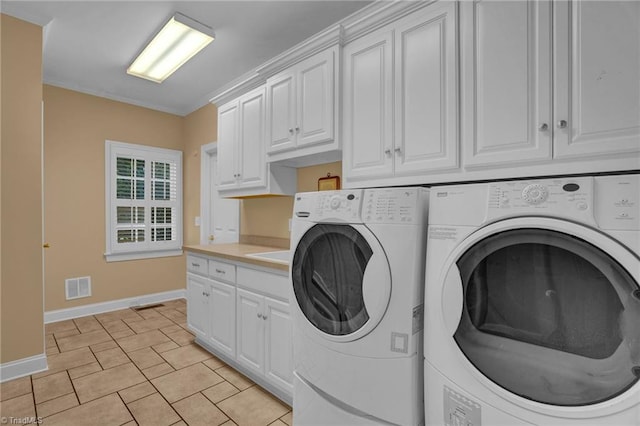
left=208, top=0, right=435, bottom=108
left=256, top=24, right=343, bottom=79
left=341, top=0, right=435, bottom=44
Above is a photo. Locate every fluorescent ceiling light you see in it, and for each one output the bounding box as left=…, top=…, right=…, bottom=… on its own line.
left=127, top=13, right=214, bottom=83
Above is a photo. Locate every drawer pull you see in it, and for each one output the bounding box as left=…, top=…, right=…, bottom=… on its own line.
left=192, top=263, right=200, bottom=268
left=215, top=269, right=226, bottom=274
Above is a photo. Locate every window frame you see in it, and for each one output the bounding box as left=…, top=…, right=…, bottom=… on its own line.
left=105, top=140, right=183, bottom=262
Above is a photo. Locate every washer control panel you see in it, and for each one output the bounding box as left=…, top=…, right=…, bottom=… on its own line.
left=313, top=190, right=363, bottom=221
left=363, top=187, right=426, bottom=224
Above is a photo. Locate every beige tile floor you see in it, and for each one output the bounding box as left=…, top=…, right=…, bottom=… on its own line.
left=0, top=299, right=293, bottom=426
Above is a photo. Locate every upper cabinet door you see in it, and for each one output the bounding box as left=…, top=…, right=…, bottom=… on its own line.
left=461, top=0, right=552, bottom=167
left=217, top=101, right=240, bottom=189
left=297, top=47, right=335, bottom=148
left=238, top=87, right=267, bottom=189
left=394, top=1, right=459, bottom=175
left=343, top=30, right=394, bottom=180
left=266, top=73, right=296, bottom=154
left=553, top=0, right=640, bottom=158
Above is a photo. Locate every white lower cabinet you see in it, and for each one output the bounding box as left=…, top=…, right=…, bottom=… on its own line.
left=237, top=288, right=293, bottom=394
left=186, top=273, right=209, bottom=338
left=187, top=273, right=236, bottom=359
left=186, top=252, right=293, bottom=402
left=208, top=279, right=236, bottom=358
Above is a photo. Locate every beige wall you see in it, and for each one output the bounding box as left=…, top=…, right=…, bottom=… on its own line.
left=239, top=161, right=342, bottom=240
left=183, top=103, right=217, bottom=245
left=297, top=161, right=342, bottom=193
left=1, top=15, right=44, bottom=363
left=43, top=85, right=186, bottom=311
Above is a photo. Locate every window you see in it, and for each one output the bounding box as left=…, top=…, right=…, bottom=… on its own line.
left=105, top=141, right=182, bottom=261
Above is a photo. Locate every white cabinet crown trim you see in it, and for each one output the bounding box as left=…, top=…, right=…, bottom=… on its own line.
left=208, top=1, right=433, bottom=107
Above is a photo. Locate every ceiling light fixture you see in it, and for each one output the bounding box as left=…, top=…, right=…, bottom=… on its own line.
left=127, top=12, right=215, bottom=83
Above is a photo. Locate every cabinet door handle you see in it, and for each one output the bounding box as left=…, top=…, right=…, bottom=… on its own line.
left=538, top=123, right=548, bottom=131
left=295, top=127, right=300, bottom=133
left=289, top=128, right=294, bottom=134
left=384, top=148, right=391, bottom=156
left=394, top=147, right=402, bottom=154
left=262, top=315, right=268, bottom=320
left=215, top=269, right=225, bottom=274
left=557, top=120, right=568, bottom=129
left=257, top=313, right=263, bottom=319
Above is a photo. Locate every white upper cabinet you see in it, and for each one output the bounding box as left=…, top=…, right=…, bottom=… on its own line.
left=462, top=0, right=639, bottom=168
left=343, top=1, right=459, bottom=186
left=461, top=0, right=552, bottom=167
left=553, top=0, right=640, bottom=158
left=394, top=1, right=459, bottom=175
left=267, top=72, right=296, bottom=153
left=266, top=46, right=339, bottom=165
left=343, top=29, right=394, bottom=180
left=217, top=86, right=296, bottom=197
left=217, top=87, right=266, bottom=191
left=217, top=102, right=240, bottom=188
left=238, top=88, right=267, bottom=188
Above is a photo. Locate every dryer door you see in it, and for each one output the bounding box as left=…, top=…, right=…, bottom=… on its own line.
left=291, top=223, right=391, bottom=342
left=441, top=217, right=640, bottom=407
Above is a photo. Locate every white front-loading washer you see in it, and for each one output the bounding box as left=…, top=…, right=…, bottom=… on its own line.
left=424, top=174, right=640, bottom=425
left=290, top=187, right=429, bottom=426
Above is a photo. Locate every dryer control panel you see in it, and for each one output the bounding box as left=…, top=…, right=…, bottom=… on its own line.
left=595, top=174, right=639, bottom=230
left=486, top=177, right=596, bottom=225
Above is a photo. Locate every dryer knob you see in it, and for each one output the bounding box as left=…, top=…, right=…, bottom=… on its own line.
left=522, top=184, right=549, bottom=205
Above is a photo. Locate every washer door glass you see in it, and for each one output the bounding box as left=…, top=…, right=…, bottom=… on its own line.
left=454, top=228, right=640, bottom=406
left=292, top=224, right=373, bottom=336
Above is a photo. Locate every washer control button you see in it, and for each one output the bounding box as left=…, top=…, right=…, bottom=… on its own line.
left=522, top=184, right=549, bottom=205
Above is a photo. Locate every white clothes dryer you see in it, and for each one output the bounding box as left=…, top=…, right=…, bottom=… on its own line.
left=424, top=174, right=640, bottom=425
left=290, top=187, right=429, bottom=426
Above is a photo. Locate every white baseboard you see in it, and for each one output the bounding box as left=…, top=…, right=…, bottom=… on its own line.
left=0, top=353, right=48, bottom=383
left=44, top=289, right=186, bottom=324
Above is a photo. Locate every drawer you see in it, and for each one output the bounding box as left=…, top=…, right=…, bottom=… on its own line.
left=237, top=266, right=289, bottom=301
left=187, top=254, right=208, bottom=276
left=209, top=259, right=236, bottom=283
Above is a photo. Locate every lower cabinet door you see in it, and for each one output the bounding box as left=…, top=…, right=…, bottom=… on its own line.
left=209, top=279, right=236, bottom=358
left=186, top=273, right=210, bottom=338
left=264, top=297, right=293, bottom=393
left=236, top=288, right=265, bottom=375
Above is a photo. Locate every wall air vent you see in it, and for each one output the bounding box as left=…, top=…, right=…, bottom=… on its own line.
left=65, top=276, right=92, bottom=300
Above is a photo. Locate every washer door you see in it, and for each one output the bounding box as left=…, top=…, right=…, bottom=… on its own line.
left=442, top=218, right=640, bottom=407
left=291, top=223, right=391, bottom=342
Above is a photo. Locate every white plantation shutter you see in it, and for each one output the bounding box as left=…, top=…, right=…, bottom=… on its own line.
left=105, top=141, right=182, bottom=261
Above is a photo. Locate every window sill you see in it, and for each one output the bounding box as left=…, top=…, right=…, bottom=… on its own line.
left=104, top=249, right=183, bottom=262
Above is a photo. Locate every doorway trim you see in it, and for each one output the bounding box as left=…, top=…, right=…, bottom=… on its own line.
left=200, top=142, right=239, bottom=245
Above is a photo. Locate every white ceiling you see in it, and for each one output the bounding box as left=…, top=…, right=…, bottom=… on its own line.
left=2, top=1, right=372, bottom=116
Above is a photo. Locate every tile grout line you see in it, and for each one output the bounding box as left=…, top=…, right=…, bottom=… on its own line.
left=115, top=386, right=139, bottom=425
left=16, top=301, right=258, bottom=426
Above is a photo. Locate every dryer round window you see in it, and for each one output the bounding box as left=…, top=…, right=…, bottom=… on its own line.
left=454, top=227, right=640, bottom=406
